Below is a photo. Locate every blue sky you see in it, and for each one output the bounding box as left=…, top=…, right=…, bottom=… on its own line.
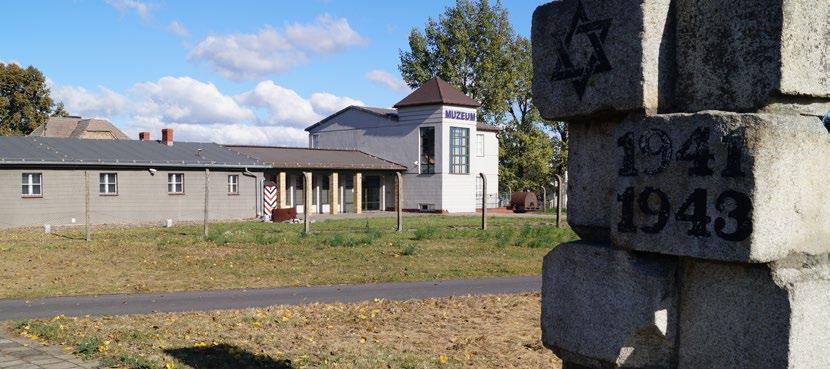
left=1, top=0, right=539, bottom=145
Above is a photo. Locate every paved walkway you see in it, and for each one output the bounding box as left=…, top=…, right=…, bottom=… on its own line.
left=0, top=334, right=98, bottom=369
left=0, top=276, right=541, bottom=321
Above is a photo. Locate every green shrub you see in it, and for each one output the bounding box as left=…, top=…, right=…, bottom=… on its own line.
left=328, top=233, right=347, bottom=247
left=364, top=227, right=383, bottom=241
left=494, top=229, right=515, bottom=247
left=75, top=336, right=102, bottom=359
left=413, top=226, right=438, bottom=240
left=401, top=243, right=418, bottom=256
left=328, top=233, right=373, bottom=248
left=254, top=232, right=279, bottom=245
left=16, top=321, right=61, bottom=341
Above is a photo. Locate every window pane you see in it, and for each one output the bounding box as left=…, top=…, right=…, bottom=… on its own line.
left=32, top=174, right=41, bottom=184
left=32, top=184, right=41, bottom=195
left=22, top=185, right=28, bottom=195
left=420, top=127, right=435, bottom=174
left=176, top=183, right=183, bottom=193
left=100, top=184, right=106, bottom=193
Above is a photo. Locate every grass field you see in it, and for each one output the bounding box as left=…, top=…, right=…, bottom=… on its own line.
left=10, top=293, right=559, bottom=369
left=0, top=215, right=576, bottom=299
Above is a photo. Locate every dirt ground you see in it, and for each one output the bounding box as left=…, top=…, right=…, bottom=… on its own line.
left=12, top=293, right=561, bottom=369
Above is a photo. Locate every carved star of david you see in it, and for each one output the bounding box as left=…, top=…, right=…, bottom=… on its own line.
left=550, top=0, right=612, bottom=100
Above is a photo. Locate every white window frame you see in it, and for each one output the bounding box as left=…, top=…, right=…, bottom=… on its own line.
left=99, top=173, right=118, bottom=195
left=21, top=173, right=42, bottom=197
left=228, top=175, right=239, bottom=195
left=449, top=127, right=470, bottom=174
left=168, top=173, right=185, bottom=194
left=476, top=134, right=485, bottom=157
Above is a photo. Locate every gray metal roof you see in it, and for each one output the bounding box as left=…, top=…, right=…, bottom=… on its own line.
left=305, top=105, right=399, bottom=132
left=0, top=136, right=268, bottom=168
left=225, top=145, right=407, bottom=171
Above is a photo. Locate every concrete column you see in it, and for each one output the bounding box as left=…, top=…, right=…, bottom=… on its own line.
left=303, top=171, right=312, bottom=234
left=278, top=171, right=287, bottom=208
left=329, top=172, right=339, bottom=214
left=354, top=172, right=363, bottom=214
left=380, top=176, right=386, bottom=211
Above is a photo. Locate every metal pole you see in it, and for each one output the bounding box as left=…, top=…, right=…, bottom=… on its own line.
left=541, top=186, right=547, bottom=212
left=84, top=170, right=91, bottom=241
left=204, top=168, right=209, bottom=237
left=554, top=174, right=563, bottom=228
left=396, top=172, right=403, bottom=232
left=303, top=171, right=311, bottom=234
left=480, top=173, right=487, bottom=230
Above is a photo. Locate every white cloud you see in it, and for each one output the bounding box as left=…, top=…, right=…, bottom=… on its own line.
left=235, top=80, right=363, bottom=127
left=167, top=20, right=189, bottom=38
left=309, top=92, right=364, bottom=116
left=133, top=76, right=255, bottom=124
left=105, top=0, right=151, bottom=21
left=284, top=14, right=367, bottom=53
left=189, top=27, right=304, bottom=81
left=364, top=70, right=411, bottom=92
left=51, top=85, right=129, bottom=117
left=51, top=77, right=363, bottom=146
left=235, top=80, right=321, bottom=126
left=124, top=121, right=308, bottom=146
left=188, top=14, right=366, bottom=81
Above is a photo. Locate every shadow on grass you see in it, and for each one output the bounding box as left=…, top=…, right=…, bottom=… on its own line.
left=164, top=344, right=293, bottom=369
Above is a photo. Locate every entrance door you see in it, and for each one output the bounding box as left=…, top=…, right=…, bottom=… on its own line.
left=362, top=176, right=381, bottom=211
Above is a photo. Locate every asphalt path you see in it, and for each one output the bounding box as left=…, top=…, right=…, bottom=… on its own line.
left=0, top=276, right=541, bottom=320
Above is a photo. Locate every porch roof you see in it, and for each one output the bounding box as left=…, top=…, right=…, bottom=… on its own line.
left=225, top=145, right=407, bottom=171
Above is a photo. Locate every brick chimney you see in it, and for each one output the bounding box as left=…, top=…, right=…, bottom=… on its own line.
left=139, top=132, right=150, bottom=141
left=161, top=128, right=174, bottom=146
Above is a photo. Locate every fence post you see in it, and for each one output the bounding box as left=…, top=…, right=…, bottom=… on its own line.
left=480, top=173, right=487, bottom=230
left=204, top=168, right=209, bottom=237
left=396, top=172, right=403, bottom=232
left=554, top=174, right=563, bottom=228
left=85, top=170, right=91, bottom=241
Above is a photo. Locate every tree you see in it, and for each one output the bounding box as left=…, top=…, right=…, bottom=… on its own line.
left=399, top=0, right=565, bottom=194
left=0, top=63, right=55, bottom=135
left=52, top=102, right=70, bottom=117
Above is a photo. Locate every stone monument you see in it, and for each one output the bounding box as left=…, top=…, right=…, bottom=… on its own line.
left=532, top=0, right=830, bottom=368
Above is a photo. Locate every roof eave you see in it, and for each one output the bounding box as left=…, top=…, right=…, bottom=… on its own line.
left=393, top=101, right=481, bottom=109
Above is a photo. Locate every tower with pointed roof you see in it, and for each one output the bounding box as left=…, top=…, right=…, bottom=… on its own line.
left=306, top=77, right=499, bottom=213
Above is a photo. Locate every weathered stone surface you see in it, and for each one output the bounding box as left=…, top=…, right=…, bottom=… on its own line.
left=532, top=0, right=674, bottom=121
left=676, top=0, right=830, bottom=114
left=611, top=111, right=830, bottom=262
left=542, top=242, right=678, bottom=368
left=567, top=118, right=619, bottom=241
left=678, top=256, right=830, bottom=369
